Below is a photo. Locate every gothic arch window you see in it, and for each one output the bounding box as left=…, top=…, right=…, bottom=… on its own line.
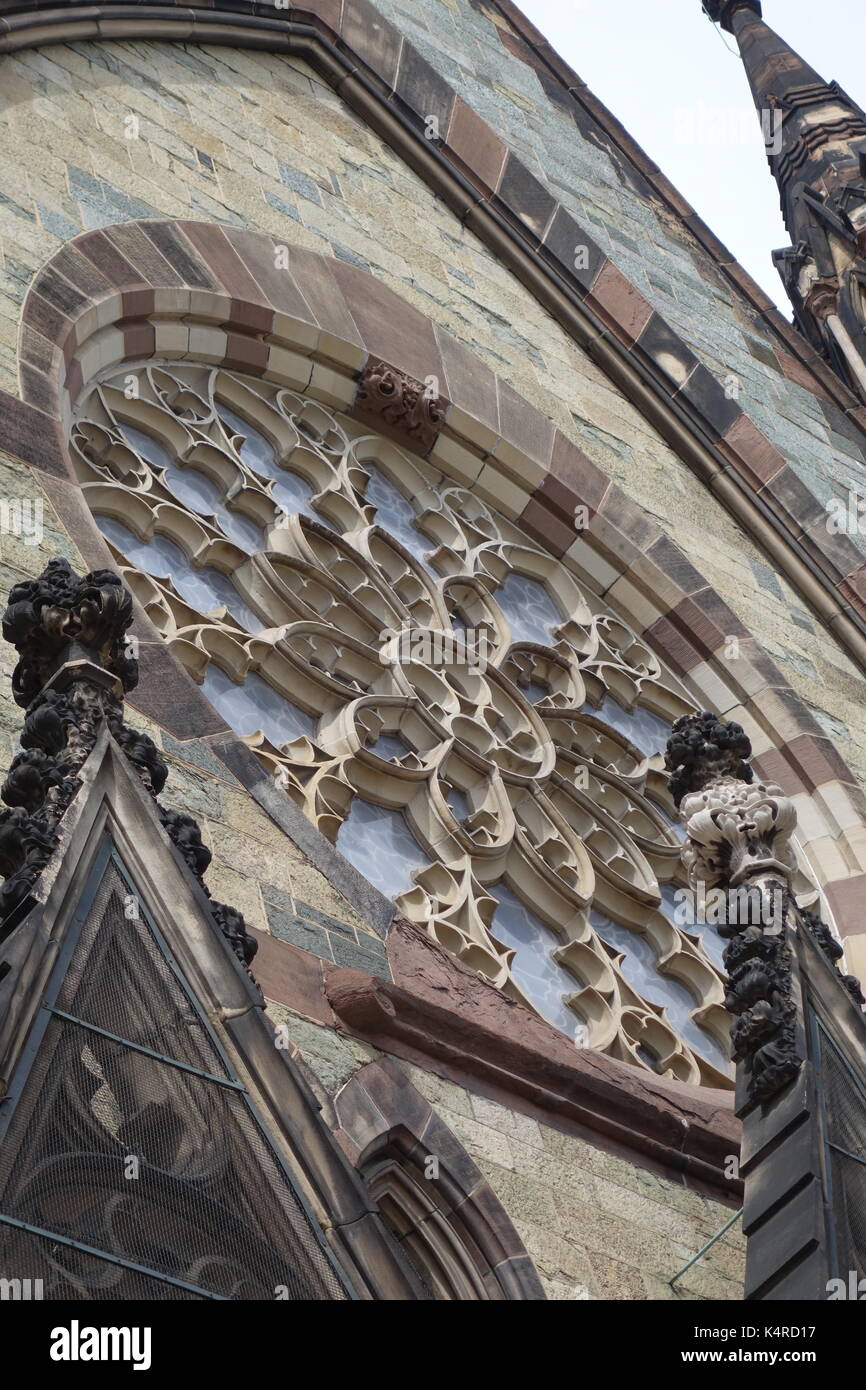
left=72, top=361, right=737, bottom=1085
left=333, top=1060, right=545, bottom=1300
left=362, top=1155, right=491, bottom=1300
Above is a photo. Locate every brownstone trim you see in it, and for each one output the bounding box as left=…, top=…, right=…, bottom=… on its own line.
left=332, top=1057, right=546, bottom=1299
left=322, top=919, right=744, bottom=1201
left=2, top=3, right=866, bottom=679
left=4, top=218, right=866, bottom=948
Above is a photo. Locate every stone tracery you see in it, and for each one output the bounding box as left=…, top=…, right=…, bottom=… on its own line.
left=73, top=361, right=736, bottom=1085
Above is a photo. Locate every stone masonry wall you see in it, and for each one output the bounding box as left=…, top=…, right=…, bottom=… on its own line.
left=0, top=38, right=864, bottom=800
left=0, top=34, right=766, bottom=1300
left=378, top=0, right=866, bottom=561
left=270, top=1001, right=746, bottom=1301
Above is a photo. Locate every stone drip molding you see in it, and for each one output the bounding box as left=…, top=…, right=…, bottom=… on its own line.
left=3, top=2, right=866, bottom=670
left=0, top=557, right=259, bottom=973
left=5, top=221, right=866, bottom=968
left=666, top=711, right=863, bottom=1106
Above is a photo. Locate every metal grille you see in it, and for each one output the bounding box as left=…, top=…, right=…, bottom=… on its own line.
left=817, top=1021, right=866, bottom=1279
left=0, top=855, right=348, bottom=1301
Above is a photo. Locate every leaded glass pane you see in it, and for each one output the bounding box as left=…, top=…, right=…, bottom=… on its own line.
left=72, top=365, right=747, bottom=1086
left=489, top=883, right=582, bottom=1039
left=336, top=799, right=422, bottom=901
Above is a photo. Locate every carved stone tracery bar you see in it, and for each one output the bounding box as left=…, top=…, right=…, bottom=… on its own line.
left=69, top=361, right=745, bottom=1084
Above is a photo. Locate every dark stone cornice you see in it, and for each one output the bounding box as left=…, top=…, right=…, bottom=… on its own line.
left=325, top=918, right=743, bottom=1198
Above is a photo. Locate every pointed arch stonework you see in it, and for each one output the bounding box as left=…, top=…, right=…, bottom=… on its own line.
left=5, top=217, right=866, bottom=986
left=333, top=1057, right=546, bottom=1300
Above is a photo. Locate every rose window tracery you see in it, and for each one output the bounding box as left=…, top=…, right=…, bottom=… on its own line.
left=73, top=362, right=741, bottom=1086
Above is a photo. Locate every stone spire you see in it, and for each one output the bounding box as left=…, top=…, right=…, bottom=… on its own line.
left=703, top=1, right=866, bottom=398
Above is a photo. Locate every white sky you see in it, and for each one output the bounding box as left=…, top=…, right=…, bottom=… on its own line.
left=519, top=0, right=866, bottom=314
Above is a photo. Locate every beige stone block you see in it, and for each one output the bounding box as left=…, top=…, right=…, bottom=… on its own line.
left=433, top=1105, right=515, bottom=1171
left=468, top=1093, right=544, bottom=1148
left=593, top=1254, right=659, bottom=1301
left=683, top=660, right=740, bottom=716
left=68, top=304, right=101, bottom=351
left=592, top=1174, right=712, bottom=1248
left=816, top=781, right=866, bottom=835
left=94, top=293, right=129, bottom=332
left=187, top=289, right=231, bottom=324
left=428, top=431, right=484, bottom=486
left=510, top=1217, right=597, bottom=1288
left=264, top=345, right=313, bottom=392
left=842, top=936, right=866, bottom=983
left=307, top=362, right=356, bottom=408
left=474, top=463, right=532, bottom=520
left=565, top=536, right=619, bottom=596
left=507, top=1134, right=597, bottom=1202
left=186, top=324, right=229, bottom=364
left=153, top=321, right=190, bottom=358
left=394, top=1060, right=474, bottom=1119
left=836, top=824, right=866, bottom=873
left=791, top=792, right=832, bottom=846
left=445, top=404, right=499, bottom=455
left=484, top=1165, right=559, bottom=1228
left=272, top=312, right=319, bottom=354
left=203, top=862, right=267, bottom=934
left=489, top=437, right=546, bottom=492
left=801, top=837, right=851, bottom=887
left=76, top=327, right=126, bottom=391
left=606, top=575, right=665, bottom=635
left=316, top=332, right=367, bottom=372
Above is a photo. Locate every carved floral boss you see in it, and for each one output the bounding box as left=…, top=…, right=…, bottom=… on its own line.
left=71, top=363, right=734, bottom=1083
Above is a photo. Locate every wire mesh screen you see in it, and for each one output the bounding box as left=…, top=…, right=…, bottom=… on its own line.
left=0, top=858, right=348, bottom=1301
left=817, top=1021, right=866, bottom=1280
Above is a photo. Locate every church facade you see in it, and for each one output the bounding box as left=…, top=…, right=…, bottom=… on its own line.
left=0, top=0, right=863, bottom=1302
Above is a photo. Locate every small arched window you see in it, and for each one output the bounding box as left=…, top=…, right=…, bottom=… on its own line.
left=334, top=1060, right=545, bottom=1301
left=363, top=1151, right=491, bottom=1300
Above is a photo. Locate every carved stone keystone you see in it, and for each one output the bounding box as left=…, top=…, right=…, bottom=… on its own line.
left=354, top=359, right=446, bottom=454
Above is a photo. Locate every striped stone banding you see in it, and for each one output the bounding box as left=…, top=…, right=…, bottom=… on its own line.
left=3, top=2, right=866, bottom=665
left=2, top=218, right=865, bottom=953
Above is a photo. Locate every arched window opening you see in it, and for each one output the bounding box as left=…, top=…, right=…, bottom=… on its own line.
left=73, top=362, right=741, bottom=1085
